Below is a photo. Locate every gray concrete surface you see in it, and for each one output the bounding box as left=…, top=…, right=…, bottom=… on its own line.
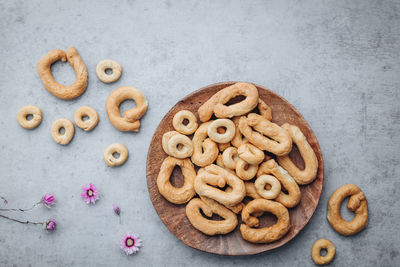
left=1, top=0, right=399, bottom=266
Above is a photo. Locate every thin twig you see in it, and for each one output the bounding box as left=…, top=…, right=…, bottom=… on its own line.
left=0, top=201, right=41, bottom=212
left=0, top=213, right=44, bottom=225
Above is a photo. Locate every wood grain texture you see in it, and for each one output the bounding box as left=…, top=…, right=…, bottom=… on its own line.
left=146, top=82, right=324, bottom=255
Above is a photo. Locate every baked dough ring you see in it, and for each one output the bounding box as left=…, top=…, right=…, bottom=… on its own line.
left=235, top=158, right=258, bottom=181
left=207, top=119, right=235, bottom=143
left=222, top=147, right=239, bottom=170
left=254, top=175, right=281, bottom=199
left=312, top=239, right=336, bottom=265
left=157, top=156, right=196, bottom=204
left=172, top=110, right=198, bottom=135
left=105, top=86, right=148, bottom=132
left=257, top=159, right=301, bottom=208
left=162, top=131, right=193, bottom=158
left=96, top=59, right=122, bottom=83
left=245, top=182, right=262, bottom=200
left=194, top=164, right=245, bottom=207
left=191, top=121, right=218, bottom=167
left=238, top=143, right=264, bottom=165
left=218, top=142, right=231, bottom=152
left=74, top=106, right=99, bottom=131
left=37, top=47, right=87, bottom=100
left=186, top=197, right=237, bottom=235
left=239, top=113, right=292, bottom=156
left=17, top=106, right=42, bottom=129
left=103, top=143, right=129, bottom=167
left=257, top=99, right=272, bottom=121
left=240, top=199, right=290, bottom=243
left=51, top=118, right=75, bottom=145
left=327, top=184, right=368, bottom=236
left=231, top=116, right=248, bottom=148
left=277, top=123, right=318, bottom=185
left=198, top=82, right=259, bottom=122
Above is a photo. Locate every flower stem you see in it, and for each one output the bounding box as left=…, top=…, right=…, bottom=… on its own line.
left=0, top=213, right=44, bottom=226
left=0, top=201, right=41, bottom=212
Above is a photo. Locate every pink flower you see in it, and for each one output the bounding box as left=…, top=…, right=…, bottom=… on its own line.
left=119, top=233, right=142, bottom=255
left=113, top=204, right=120, bottom=215
left=42, top=194, right=55, bottom=208
left=81, top=183, right=99, bottom=204
left=46, top=219, right=56, bottom=232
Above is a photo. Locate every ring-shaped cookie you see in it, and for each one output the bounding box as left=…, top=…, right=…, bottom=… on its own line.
left=207, top=119, right=235, bottom=143
left=96, top=59, right=122, bottom=83
left=257, top=99, right=272, bottom=121
left=157, top=156, right=196, bottom=204
left=103, top=143, right=129, bottom=167
left=254, top=175, right=281, bottom=199
left=194, top=164, right=245, bottom=207
left=105, top=86, right=148, bottom=132
left=191, top=121, right=218, bottom=167
left=74, top=106, right=99, bottom=131
left=312, top=239, right=336, bottom=265
left=186, top=197, right=237, bottom=235
left=37, top=47, right=87, bottom=100
left=238, top=143, right=264, bottom=165
left=172, top=110, right=198, bottom=135
left=239, top=113, right=292, bottom=156
left=277, top=123, right=318, bottom=185
left=51, top=118, right=75, bottom=145
left=17, top=106, right=42, bottom=129
left=327, top=184, right=368, bottom=236
left=235, top=158, right=258, bottom=181
left=257, top=159, right=301, bottom=208
left=198, top=82, right=259, bottom=122
left=167, top=133, right=193, bottom=159
left=231, top=116, right=248, bottom=148
left=218, top=142, right=231, bottom=152
left=222, top=147, right=239, bottom=170
left=240, top=199, right=290, bottom=243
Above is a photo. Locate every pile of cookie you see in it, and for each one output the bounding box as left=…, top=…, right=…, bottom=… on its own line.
left=17, top=47, right=148, bottom=168
left=157, top=82, right=368, bottom=265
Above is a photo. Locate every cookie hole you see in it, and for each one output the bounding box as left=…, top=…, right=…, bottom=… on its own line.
left=112, top=152, right=120, bottom=159
left=170, top=165, right=184, bottom=188
left=105, top=68, right=113, bottom=75
left=217, top=127, right=227, bottom=134
left=26, top=114, right=33, bottom=121
left=320, top=248, right=328, bottom=257
left=176, top=143, right=184, bottom=151
left=59, top=127, right=65, bottom=135
left=289, top=143, right=305, bottom=170
left=264, top=183, right=272, bottom=190
left=51, top=60, right=76, bottom=86
left=225, top=95, right=246, bottom=106
left=182, top=118, right=189, bottom=126
left=340, top=197, right=356, bottom=221
left=119, top=99, right=137, bottom=117
left=199, top=208, right=224, bottom=221
left=243, top=163, right=250, bottom=171
left=257, top=212, right=278, bottom=228
left=81, top=115, right=89, bottom=121
left=281, top=185, right=288, bottom=194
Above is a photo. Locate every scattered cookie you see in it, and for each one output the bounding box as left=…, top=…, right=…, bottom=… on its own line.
left=51, top=118, right=75, bottom=145
left=312, top=239, right=336, bottom=265
left=17, top=105, right=42, bottom=129
left=37, top=47, right=87, bottom=100
left=74, top=106, right=99, bottom=131
left=103, top=143, right=129, bottom=167
left=96, top=59, right=122, bottom=83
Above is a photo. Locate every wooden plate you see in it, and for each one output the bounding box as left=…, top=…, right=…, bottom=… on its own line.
left=146, top=82, right=324, bottom=255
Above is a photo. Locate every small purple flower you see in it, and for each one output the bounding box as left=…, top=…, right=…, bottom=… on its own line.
left=46, top=219, right=56, bottom=232
left=113, top=204, right=120, bottom=216
left=42, top=194, right=55, bottom=208
left=81, top=183, right=99, bottom=204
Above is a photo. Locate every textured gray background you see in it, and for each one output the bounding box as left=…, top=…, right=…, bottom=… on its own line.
left=0, top=0, right=399, bottom=266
